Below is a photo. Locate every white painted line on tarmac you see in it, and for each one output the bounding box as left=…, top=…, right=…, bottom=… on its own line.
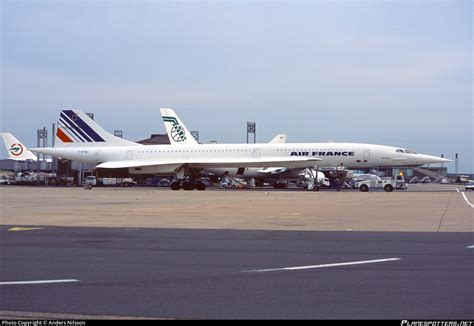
left=242, top=258, right=402, bottom=273
left=8, top=227, right=44, bottom=232
left=461, top=192, right=474, bottom=208
left=467, top=245, right=474, bottom=249
left=456, top=188, right=474, bottom=208
left=0, top=279, right=79, bottom=285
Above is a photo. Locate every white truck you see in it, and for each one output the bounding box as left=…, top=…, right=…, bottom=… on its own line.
left=295, top=169, right=331, bottom=191
left=354, top=175, right=406, bottom=192
left=97, top=177, right=137, bottom=187
left=83, top=176, right=97, bottom=190
left=355, top=178, right=395, bottom=192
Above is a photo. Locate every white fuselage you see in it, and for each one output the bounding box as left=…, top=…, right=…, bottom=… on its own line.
left=31, top=142, right=447, bottom=176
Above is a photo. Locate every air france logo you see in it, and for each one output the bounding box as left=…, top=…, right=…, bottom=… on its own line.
left=9, top=143, right=24, bottom=156
left=162, top=116, right=186, bottom=142
left=290, top=151, right=355, bottom=157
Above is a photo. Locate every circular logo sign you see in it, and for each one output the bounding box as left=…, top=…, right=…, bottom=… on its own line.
left=170, top=124, right=186, bottom=142
left=9, top=143, right=24, bottom=156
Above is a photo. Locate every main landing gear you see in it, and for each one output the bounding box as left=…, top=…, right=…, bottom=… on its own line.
left=170, top=166, right=206, bottom=191
left=170, top=178, right=206, bottom=191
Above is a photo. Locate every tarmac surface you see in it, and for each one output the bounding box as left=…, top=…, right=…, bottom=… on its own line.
left=0, top=184, right=473, bottom=319
left=0, top=184, right=472, bottom=232
left=0, top=226, right=472, bottom=319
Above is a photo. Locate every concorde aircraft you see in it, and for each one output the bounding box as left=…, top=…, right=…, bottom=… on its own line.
left=1, top=109, right=451, bottom=190
left=159, top=108, right=450, bottom=189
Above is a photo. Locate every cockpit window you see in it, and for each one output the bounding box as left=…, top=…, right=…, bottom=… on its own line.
left=405, top=149, right=417, bottom=154
left=396, top=149, right=405, bottom=153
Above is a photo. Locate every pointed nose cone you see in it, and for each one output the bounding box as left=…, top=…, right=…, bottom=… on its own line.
left=439, top=157, right=453, bottom=163
left=421, top=155, right=452, bottom=164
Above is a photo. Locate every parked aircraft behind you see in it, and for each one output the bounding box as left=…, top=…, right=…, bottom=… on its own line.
left=3, top=109, right=451, bottom=191
left=0, top=133, right=37, bottom=161
left=160, top=108, right=288, bottom=146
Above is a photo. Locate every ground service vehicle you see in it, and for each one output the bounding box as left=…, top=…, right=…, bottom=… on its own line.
left=97, top=177, right=136, bottom=187
left=394, top=174, right=407, bottom=190
left=355, top=178, right=397, bottom=192
left=83, top=176, right=97, bottom=190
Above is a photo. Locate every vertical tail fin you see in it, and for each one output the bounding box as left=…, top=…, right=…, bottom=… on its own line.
left=0, top=133, right=38, bottom=160
left=269, top=134, right=287, bottom=144
left=160, top=108, right=198, bottom=145
left=55, top=110, right=138, bottom=147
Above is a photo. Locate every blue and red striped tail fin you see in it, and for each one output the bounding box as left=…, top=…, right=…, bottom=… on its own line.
left=55, top=110, right=138, bottom=147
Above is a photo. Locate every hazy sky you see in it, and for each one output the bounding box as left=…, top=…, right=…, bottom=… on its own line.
left=1, top=0, right=472, bottom=173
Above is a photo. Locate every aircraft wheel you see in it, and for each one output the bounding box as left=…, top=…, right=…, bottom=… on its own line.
left=170, top=181, right=181, bottom=190
left=182, top=181, right=195, bottom=190
left=273, top=183, right=287, bottom=189
left=196, top=182, right=206, bottom=191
